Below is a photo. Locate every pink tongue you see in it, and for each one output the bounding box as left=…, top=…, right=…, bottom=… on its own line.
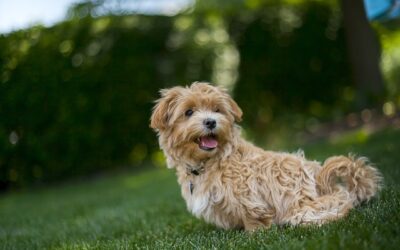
left=200, top=136, right=218, bottom=149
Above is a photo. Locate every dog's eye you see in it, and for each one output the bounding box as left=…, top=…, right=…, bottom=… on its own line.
left=215, top=109, right=220, bottom=113
left=185, top=109, right=194, bottom=117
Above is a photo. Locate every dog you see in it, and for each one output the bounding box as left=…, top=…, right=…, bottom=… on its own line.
left=150, top=82, right=383, bottom=231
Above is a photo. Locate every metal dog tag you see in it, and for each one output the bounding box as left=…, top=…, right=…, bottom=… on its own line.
left=189, top=181, right=194, bottom=194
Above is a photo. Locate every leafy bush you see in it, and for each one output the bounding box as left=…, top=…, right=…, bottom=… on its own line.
left=231, top=2, right=352, bottom=136
left=0, top=15, right=215, bottom=189
left=1, top=1, right=396, bottom=189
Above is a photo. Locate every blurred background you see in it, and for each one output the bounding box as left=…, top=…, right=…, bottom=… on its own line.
left=0, top=0, right=399, bottom=191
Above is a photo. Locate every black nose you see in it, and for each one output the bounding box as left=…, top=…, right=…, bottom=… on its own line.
left=203, top=118, right=216, bottom=129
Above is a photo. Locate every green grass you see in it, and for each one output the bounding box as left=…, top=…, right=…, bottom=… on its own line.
left=1, top=129, right=400, bottom=250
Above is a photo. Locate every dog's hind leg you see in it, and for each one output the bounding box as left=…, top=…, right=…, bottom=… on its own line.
left=242, top=207, right=274, bottom=231
left=243, top=217, right=271, bottom=231
left=283, top=189, right=354, bottom=225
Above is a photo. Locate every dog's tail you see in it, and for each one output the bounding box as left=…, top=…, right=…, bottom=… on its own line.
left=316, top=155, right=383, bottom=205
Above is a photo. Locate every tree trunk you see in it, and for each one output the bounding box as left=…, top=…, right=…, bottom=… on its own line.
left=341, top=0, right=384, bottom=107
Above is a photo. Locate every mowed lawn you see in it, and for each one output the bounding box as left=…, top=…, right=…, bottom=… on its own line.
left=1, top=129, right=399, bottom=250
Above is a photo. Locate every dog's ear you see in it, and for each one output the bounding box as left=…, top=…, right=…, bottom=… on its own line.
left=215, top=85, right=243, bottom=123
left=228, top=97, right=243, bottom=122
left=150, top=87, right=181, bottom=130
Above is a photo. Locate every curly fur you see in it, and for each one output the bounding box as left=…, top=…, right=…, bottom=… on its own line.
left=150, top=82, right=383, bottom=231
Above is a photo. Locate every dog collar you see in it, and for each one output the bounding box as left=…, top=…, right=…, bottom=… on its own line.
left=191, top=169, right=200, bottom=175
left=186, top=164, right=204, bottom=176
left=189, top=181, right=194, bottom=194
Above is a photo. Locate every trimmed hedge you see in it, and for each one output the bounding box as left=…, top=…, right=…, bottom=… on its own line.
left=232, top=2, right=351, bottom=135
left=0, top=15, right=214, bottom=189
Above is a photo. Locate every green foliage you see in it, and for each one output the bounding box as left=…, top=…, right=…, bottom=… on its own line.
left=0, top=129, right=399, bottom=249
left=0, top=15, right=214, bottom=189
left=374, top=19, right=400, bottom=103
left=232, top=2, right=352, bottom=136
left=1, top=0, right=398, bottom=189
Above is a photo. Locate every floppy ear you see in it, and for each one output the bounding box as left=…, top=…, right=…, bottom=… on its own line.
left=228, top=97, right=243, bottom=122
left=150, top=87, right=181, bottom=130
left=215, top=85, right=243, bottom=123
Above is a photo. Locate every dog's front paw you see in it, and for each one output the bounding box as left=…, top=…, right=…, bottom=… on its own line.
left=243, top=219, right=270, bottom=232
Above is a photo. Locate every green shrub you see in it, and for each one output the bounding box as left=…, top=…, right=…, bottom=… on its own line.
left=232, top=2, right=352, bottom=136
left=2, top=1, right=394, bottom=189
left=0, top=15, right=214, bottom=189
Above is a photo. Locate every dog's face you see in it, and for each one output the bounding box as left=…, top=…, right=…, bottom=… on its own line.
left=150, top=82, right=242, bottom=166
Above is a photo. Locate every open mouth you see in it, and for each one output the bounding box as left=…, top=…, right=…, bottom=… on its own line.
left=196, top=134, right=218, bottom=151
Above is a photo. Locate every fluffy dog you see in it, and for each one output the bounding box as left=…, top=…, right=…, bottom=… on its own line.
left=150, top=82, right=382, bottom=231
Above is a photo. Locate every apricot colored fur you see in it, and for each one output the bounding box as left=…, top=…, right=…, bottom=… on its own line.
left=150, top=82, right=383, bottom=231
